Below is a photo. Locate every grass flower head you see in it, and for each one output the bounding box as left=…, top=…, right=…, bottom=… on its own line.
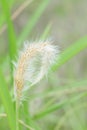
left=14, top=40, right=59, bottom=101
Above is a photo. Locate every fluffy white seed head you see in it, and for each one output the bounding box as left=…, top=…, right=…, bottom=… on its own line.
left=14, top=40, right=59, bottom=101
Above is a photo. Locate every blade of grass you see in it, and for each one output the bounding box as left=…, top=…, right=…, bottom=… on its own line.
left=18, top=0, right=50, bottom=46
left=1, top=0, right=17, bottom=82
left=0, top=68, right=16, bottom=130
left=34, top=92, right=87, bottom=119
left=29, top=79, right=87, bottom=100
left=30, top=80, right=87, bottom=118
left=54, top=102, right=87, bottom=130
left=22, top=102, right=41, bottom=130
left=63, top=97, right=85, bottom=130
left=0, top=0, right=34, bottom=36
left=52, top=35, right=87, bottom=71
left=1, top=0, right=17, bottom=61
left=0, top=0, right=15, bottom=28
left=40, top=22, right=52, bottom=40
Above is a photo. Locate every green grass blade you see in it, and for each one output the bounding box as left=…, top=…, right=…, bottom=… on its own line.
left=40, top=23, right=52, bottom=40
left=1, top=0, right=17, bottom=62
left=1, top=0, right=17, bottom=83
left=52, top=35, right=87, bottom=71
left=18, top=0, right=50, bottom=46
left=0, top=68, right=16, bottom=130
left=29, top=79, right=87, bottom=100
left=55, top=103, right=87, bottom=130
left=0, top=0, right=14, bottom=28
left=34, top=92, right=87, bottom=119
left=22, top=102, right=41, bottom=130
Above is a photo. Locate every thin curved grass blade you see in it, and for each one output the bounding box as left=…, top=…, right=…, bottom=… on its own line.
left=0, top=68, right=16, bottom=130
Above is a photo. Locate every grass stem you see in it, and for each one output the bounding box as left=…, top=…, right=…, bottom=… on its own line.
left=16, top=97, right=20, bottom=130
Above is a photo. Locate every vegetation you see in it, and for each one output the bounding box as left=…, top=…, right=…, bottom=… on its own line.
left=0, top=0, right=87, bottom=130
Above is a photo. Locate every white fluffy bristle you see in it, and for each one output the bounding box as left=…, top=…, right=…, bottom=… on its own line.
left=14, top=40, right=59, bottom=100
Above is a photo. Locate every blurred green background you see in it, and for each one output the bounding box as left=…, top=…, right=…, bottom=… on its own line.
left=0, top=0, right=87, bottom=130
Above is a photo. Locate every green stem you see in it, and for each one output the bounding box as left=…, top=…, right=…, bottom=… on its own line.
left=16, top=97, right=20, bottom=130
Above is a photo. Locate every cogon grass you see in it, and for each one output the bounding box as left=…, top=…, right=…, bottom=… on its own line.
left=14, top=40, right=59, bottom=130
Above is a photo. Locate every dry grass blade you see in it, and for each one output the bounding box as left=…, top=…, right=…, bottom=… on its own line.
left=0, top=0, right=34, bottom=35
left=19, top=120, right=35, bottom=130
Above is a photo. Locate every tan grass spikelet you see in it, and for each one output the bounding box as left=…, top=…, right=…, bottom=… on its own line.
left=14, top=40, right=59, bottom=101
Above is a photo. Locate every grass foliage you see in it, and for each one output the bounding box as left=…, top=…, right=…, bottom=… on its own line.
left=0, top=0, right=87, bottom=130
